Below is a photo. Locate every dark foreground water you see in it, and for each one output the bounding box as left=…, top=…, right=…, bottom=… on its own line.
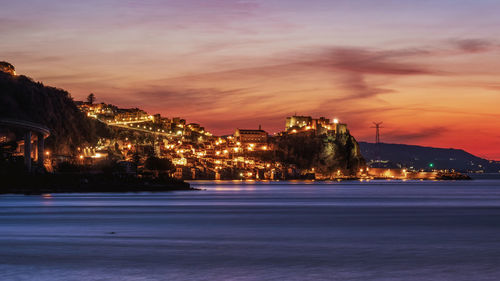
left=1, top=180, right=500, bottom=281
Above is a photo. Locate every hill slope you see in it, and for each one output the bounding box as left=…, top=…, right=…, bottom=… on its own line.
left=359, top=142, right=499, bottom=172
left=0, top=63, right=110, bottom=155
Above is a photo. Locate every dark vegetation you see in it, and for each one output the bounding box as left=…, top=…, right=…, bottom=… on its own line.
left=145, top=156, right=175, bottom=174
left=0, top=68, right=110, bottom=155
left=0, top=157, right=193, bottom=194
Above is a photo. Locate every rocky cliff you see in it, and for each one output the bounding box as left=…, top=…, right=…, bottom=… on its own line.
left=272, top=131, right=366, bottom=176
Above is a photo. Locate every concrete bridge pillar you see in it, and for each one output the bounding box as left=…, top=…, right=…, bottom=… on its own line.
left=0, top=118, right=50, bottom=173
left=33, top=138, right=38, bottom=162
left=37, top=133, right=45, bottom=166
left=24, top=131, right=32, bottom=172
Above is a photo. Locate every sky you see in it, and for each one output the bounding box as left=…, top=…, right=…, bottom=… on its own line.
left=1, top=0, right=500, bottom=159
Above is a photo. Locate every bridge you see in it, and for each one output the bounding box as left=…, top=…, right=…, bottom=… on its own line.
left=0, top=118, right=50, bottom=172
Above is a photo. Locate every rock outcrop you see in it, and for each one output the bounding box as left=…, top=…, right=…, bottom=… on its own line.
left=272, top=131, right=366, bottom=177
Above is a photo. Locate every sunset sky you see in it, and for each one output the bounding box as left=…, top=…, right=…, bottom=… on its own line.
left=2, top=0, right=500, bottom=159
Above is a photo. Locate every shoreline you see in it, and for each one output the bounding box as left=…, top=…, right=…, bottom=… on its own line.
left=0, top=172, right=196, bottom=195
left=0, top=184, right=199, bottom=195
left=0, top=172, right=474, bottom=195
left=0, top=185, right=199, bottom=195
left=188, top=178, right=473, bottom=184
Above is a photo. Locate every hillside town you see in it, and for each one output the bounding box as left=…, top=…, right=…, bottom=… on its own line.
left=0, top=65, right=480, bottom=184
left=72, top=100, right=352, bottom=180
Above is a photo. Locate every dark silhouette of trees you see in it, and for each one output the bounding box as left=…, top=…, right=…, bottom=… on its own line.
left=87, top=93, right=96, bottom=104
left=0, top=61, right=15, bottom=75
left=145, top=156, right=174, bottom=176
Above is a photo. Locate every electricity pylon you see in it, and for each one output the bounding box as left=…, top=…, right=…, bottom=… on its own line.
left=371, top=122, right=383, bottom=144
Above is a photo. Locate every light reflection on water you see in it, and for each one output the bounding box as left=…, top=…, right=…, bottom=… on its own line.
left=1, top=180, right=500, bottom=280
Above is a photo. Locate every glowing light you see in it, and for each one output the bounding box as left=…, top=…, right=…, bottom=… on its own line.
left=79, top=155, right=84, bottom=159
left=177, top=131, right=182, bottom=135
left=45, top=151, right=50, bottom=156
left=333, top=118, right=339, bottom=124
left=172, top=158, right=187, bottom=166
left=127, top=144, right=132, bottom=149
left=262, top=146, right=267, bottom=150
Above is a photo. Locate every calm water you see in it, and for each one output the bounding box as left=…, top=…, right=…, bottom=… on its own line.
left=1, top=180, right=500, bottom=281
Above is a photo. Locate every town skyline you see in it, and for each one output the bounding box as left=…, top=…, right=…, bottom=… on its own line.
left=2, top=0, right=500, bottom=159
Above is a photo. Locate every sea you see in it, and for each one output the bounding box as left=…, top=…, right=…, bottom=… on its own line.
left=1, top=179, right=500, bottom=281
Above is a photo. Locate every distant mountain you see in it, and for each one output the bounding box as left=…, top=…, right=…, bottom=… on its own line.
left=359, top=142, right=500, bottom=173
left=0, top=62, right=110, bottom=155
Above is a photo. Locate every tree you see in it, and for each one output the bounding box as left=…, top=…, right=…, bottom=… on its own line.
left=144, top=156, right=174, bottom=177
left=0, top=61, right=15, bottom=75
left=132, top=152, right=141, bottom=175
left=87, top=93, right=96, bottom=104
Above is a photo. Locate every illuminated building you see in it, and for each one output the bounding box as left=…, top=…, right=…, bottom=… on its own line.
left=172, top=117, right=186, bottom=126
left=285, top=115, right=348, bottom=135
left=234, top=126, right=268, bottom=144
left=286, top=116, right=312, bottom=129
